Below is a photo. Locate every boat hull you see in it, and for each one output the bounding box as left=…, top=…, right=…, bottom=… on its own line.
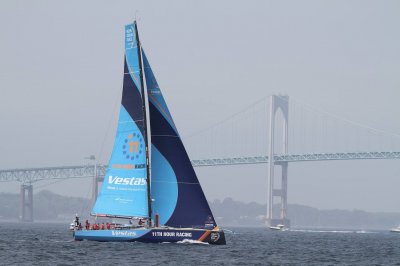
left=73, top=228, right=226, bottom=245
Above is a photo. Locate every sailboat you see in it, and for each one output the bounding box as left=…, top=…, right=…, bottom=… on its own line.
left=73, top=21, right=226, bottom=245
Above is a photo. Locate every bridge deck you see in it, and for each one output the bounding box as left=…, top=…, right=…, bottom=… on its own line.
left=192, top=151, right=400, bottom=166
left=1, top=151, right=399, bottom=183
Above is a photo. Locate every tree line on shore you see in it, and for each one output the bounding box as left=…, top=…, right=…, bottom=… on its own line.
left=1, top=190, right=399, bottom=230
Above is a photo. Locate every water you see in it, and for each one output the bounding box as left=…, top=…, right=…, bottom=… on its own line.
left=1, top=223, right=400, bottom=265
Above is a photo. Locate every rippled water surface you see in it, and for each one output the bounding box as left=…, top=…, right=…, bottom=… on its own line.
left=1, top=223, right=400, bottom=265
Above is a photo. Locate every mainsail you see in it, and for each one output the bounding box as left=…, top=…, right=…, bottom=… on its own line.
left=143, top=52, right=217, bottom=228
left=92, top=23, right=149, bottom=218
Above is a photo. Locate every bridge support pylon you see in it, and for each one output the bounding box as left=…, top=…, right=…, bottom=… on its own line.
left=267, top=95, right=290, bottom=227
left=20, top=184, right=33, bottom=222
left=92, top=175, right=103, bottom=205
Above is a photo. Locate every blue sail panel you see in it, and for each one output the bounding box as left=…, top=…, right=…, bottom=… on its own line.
left=91, top=23, right=148, bottom=218
left=150, top=145, right=178, bottom=225
left=92, top=107, right=148, bottom=217
left=143, top=52, right=217, bottom=228
left=125, top=24, right=142, bottom=93
left=143, top=52, right=177, bottom=134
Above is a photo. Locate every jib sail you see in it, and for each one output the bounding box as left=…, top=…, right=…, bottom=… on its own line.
left=91, top=23, right=149, bottom=218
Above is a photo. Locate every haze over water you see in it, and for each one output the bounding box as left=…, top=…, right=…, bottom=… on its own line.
left=1, top=0, right=400, bottom=213
left=1, top=1, right=400, bottom=264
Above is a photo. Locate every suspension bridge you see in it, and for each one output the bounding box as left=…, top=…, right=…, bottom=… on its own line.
left=1, top=95, right=400, bottom=225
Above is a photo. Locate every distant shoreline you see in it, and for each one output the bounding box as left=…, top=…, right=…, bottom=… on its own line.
left=2, top=191, right=400, bottom=230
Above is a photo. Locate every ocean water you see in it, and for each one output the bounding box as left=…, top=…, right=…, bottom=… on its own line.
left=1, top=222, right=400, bottom=265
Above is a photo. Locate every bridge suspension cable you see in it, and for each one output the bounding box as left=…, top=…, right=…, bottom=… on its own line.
left=183, top=94, right=400, bottom=160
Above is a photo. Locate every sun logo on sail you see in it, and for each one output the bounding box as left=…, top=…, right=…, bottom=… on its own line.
left=122, top=133, right=144, bottom=161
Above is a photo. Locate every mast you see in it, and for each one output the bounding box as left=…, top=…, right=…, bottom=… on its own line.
left=134, top=21, right=152, bottom=226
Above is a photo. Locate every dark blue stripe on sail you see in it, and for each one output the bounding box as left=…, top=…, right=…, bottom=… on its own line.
left=122, top=58, right=145, bottom=136
left=150, top=101, right=216, bottom=228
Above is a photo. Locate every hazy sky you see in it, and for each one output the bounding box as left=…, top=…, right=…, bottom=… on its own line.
left=0, top=0, right=399, bottom=212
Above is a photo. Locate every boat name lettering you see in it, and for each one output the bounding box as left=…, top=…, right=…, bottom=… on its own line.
left=111, top=230, right=136, bottom=237
left=151, top=231, right=192, bottom=237
left=108, top=176, right=146, bottom=186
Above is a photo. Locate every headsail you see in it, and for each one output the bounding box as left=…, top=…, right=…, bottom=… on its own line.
left=143, top=52, right=217, bottom=228
left=91, top=23, right=149, bottom=218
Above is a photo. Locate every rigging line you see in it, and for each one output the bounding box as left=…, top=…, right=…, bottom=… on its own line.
left=151, top=180, right=200, bottom=185
left=80, top=177, right=93, bottom=215
left=127, top=60, right=140, bottom=86
left=34, top=178, right=69, bottom=190
left=275, top=95, right=400, bottom=139
left=119, top=119, right=145, bottom=123
left=97, top=77, right=123, bottom=163
left=151, top=135, right=179, bottom=138
left=124, top=71, right=140, bottom=74
left=183, top=95, right=272, bottom=140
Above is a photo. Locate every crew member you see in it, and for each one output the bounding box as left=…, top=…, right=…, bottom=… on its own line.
left=85, top=220, right=90, bottom=230
left=74, top=214, right=80, bottom=228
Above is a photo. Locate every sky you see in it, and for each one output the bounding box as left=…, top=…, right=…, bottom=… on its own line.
left=0, top=0, right=399, bottom=212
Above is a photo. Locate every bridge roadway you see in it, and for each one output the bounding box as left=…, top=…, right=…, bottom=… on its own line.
left=0, top=151, right=399, bottom=184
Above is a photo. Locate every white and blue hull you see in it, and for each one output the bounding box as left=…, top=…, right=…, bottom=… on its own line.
left=73, top=228, right=226, bottom=245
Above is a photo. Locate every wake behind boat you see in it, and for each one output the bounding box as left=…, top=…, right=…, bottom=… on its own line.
left=390, top=226, right=400, bottom=233
left=269, top=224, right=288, bottom=231
left=72, top=21, right=225, bottom=245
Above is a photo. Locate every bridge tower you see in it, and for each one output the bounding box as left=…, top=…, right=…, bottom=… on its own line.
left=20, top=183, right=33, bottom=222
left=267, top=95, right=290, bottom=227
left=92, top=164, right=103, bottom=205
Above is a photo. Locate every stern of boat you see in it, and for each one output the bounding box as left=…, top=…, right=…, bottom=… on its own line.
left=200, top=228, right=226, bottom=245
